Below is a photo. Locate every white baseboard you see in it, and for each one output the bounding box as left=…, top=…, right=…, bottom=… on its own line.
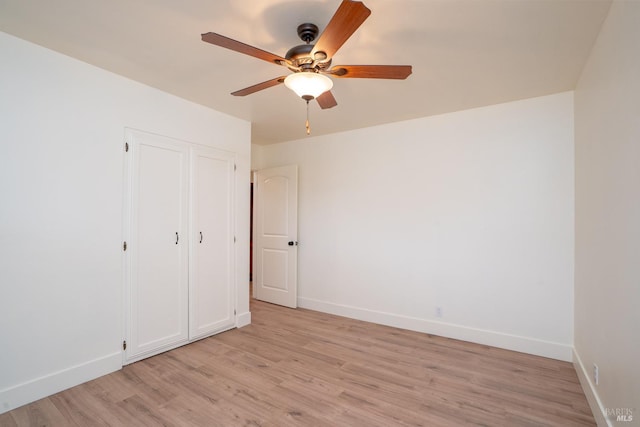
left=298, top=297, right=573, bottom=361
left=0, top=352, right=122, bottom=415
left=236, top=310, right=251, bottom=328
left=573, top=349, right=610, bottom=427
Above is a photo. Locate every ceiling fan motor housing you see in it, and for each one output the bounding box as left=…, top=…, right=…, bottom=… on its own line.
left=286, top=23, right=332, bottom=71
left=297, top=23, right=319, bottom=43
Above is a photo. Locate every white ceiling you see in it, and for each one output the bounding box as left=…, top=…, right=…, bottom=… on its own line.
left=0, top=0, right=611, bottom=145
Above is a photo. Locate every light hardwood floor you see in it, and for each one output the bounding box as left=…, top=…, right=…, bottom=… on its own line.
left=1, top=299, right=595, bottom=426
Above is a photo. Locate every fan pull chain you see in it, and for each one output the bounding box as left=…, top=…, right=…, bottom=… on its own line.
left=305, top=100, right=311, bottom=135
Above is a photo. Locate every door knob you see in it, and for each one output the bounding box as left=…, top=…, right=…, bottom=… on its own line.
left=288, top=241, right=298, bottom=246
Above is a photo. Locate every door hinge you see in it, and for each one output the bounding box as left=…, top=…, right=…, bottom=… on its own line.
left=234, top=163, right=237, bottom=171
left=122, top=340, right=127, bottom=351
left=125, top=142, right=129, bottom=152
left=234, top=236, right=236, bottom=243
left=234, top=309, right=236, bottom=315
left=123, top=241, right=127, bottom=251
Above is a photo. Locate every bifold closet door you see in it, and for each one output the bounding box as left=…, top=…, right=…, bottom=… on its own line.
left=127, top=131, right=189, bottom=361
left=189, top=147, right=235, bottom=339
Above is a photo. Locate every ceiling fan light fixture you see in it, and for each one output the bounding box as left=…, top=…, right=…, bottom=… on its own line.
left=284, top=72, right=333, bottom=100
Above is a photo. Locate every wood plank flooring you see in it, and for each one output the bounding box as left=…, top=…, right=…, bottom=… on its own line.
left=1, top=299, right=595, bottom=426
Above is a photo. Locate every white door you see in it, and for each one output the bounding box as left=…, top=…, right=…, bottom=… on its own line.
left=189, top=147, right=235, bottom=339
left=254, top=165, right=298, bottom=308
left=126, top=130, right=189, bottom=362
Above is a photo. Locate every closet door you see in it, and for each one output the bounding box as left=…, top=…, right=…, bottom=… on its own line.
left=189, top=147, right=236, bottom=339
left=126, top=131, right=189, bottom=362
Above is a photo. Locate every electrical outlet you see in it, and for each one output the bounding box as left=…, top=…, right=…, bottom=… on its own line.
left=435, top=306, right=443, bottom=318
left=593, top=363, right=599, bottom=385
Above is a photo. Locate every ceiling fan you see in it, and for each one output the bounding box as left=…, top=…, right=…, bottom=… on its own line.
left=201, top=0, right=412, bottom=116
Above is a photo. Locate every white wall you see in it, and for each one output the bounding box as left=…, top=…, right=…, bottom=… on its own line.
left=258, top=92, right=575, bottom=361
left=574, top=1, right=640, bottom=425
left=251, top=143, right=265, bottom=171
left=0, top=31, right=251, bottom=413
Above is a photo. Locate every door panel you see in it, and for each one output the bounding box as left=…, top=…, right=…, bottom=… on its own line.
left=263, top=176, right=289, bottom=236
left=254, top=165, right=298, bottom=308
left=127, top=131, right=189, bottom=361
left=189, top=147, right=235, bottom=339
left=262, top=249, right=289, bottom=291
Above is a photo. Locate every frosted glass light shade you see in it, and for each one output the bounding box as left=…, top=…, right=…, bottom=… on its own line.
left=284, top=72, right=333, bottom=99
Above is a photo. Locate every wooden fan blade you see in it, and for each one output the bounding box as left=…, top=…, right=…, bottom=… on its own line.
left=231, top=77, right=286, bottom=96
left=201, top=32, right=287, bottom=66
left=312, top=0, right=371, bottom=60
left=316, top=91, right=338, bottom=109
left=328, top=65, right=412, bottom=79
